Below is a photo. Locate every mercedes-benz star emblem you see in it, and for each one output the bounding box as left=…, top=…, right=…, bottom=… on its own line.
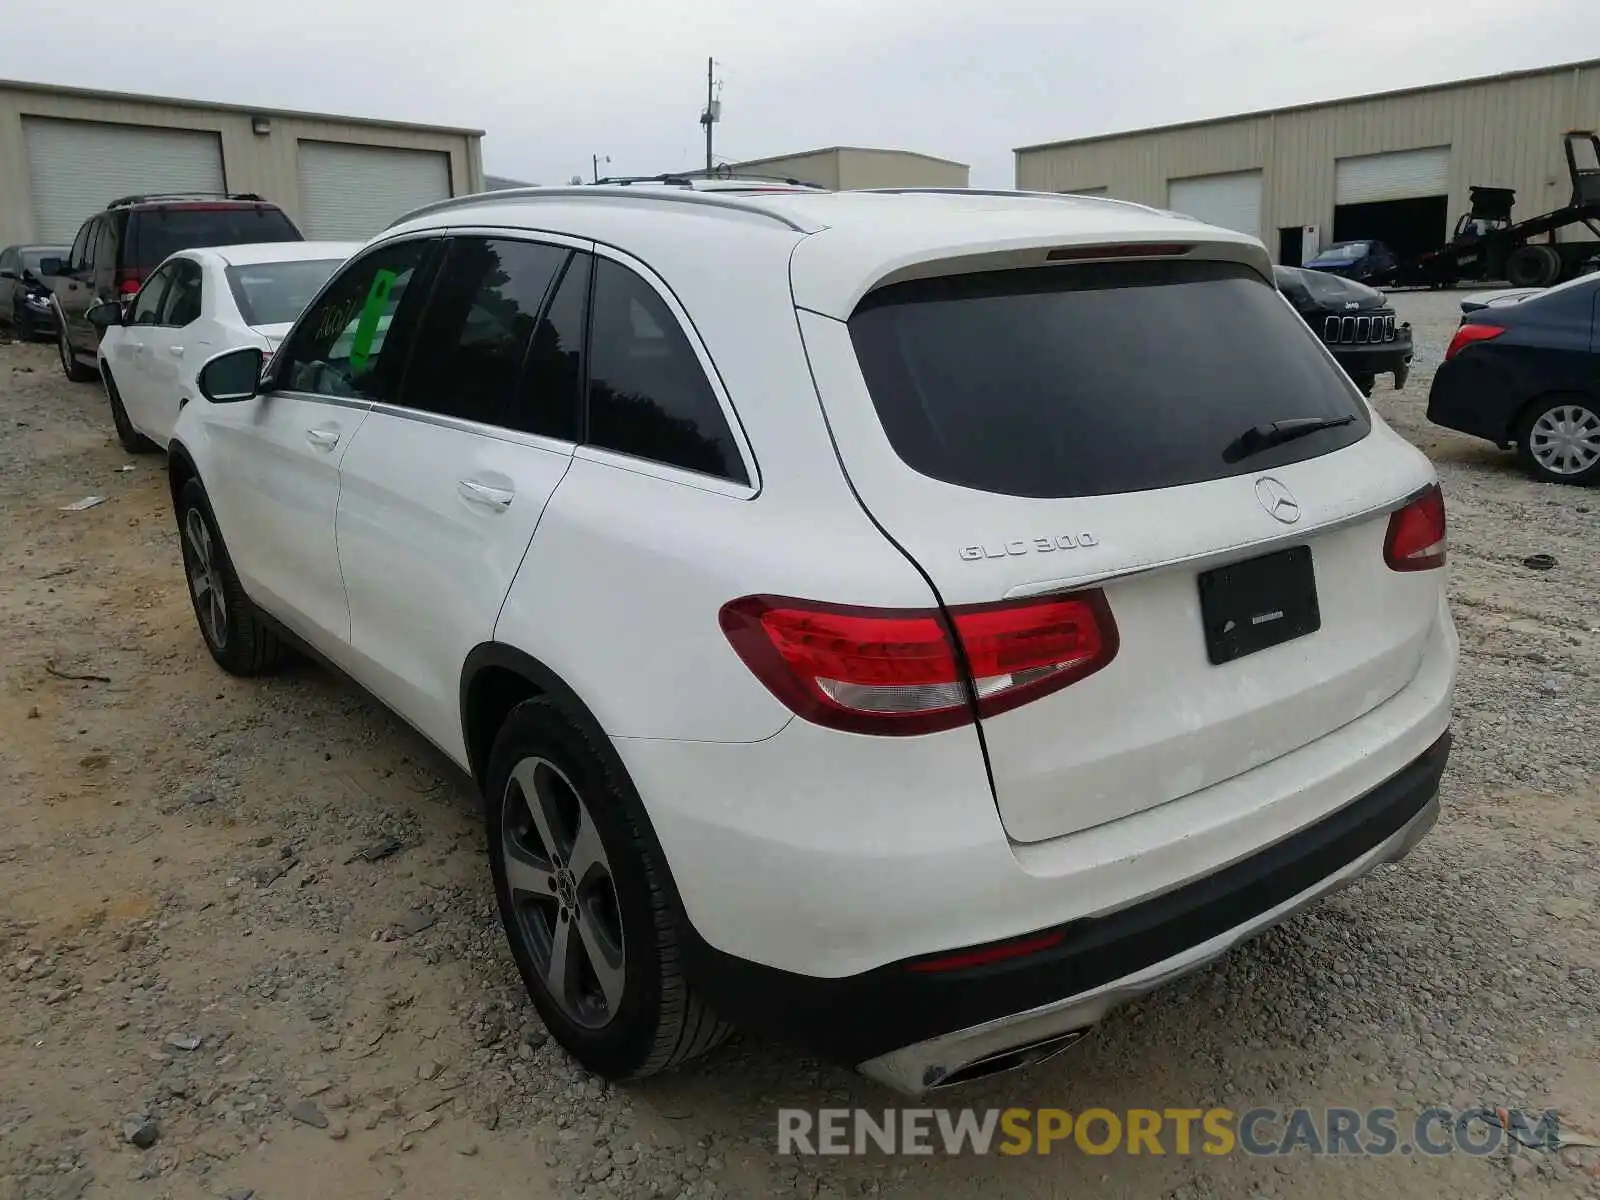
left=1254, top=476, right=1301, bottom=524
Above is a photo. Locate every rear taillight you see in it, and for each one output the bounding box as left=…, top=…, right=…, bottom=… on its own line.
left=1444, top=322, right=1503, bottom=360
left=1384, top=485, right=1447, bottom=572
left=116, top=269, right=144, bottom=297
left=719, top=591, right=1118, bottom=735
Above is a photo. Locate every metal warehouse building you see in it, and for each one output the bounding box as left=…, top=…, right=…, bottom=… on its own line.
left=1015, top=59, right=1600, bottom=265
left=728, top=146, right=969, bottom=190
left=0, top=79, right=485, bottom=247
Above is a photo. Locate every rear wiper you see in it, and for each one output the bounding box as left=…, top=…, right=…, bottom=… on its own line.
left=1222, top=415, right=1357, bottom=463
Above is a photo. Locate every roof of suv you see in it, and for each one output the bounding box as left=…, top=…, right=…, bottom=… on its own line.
left=386, top=186, right=1271, bottom=319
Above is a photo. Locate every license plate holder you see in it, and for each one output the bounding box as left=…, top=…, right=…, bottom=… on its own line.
left=1197, top=545, right=1321, bottom=666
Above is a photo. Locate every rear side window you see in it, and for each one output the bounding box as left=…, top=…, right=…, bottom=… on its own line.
left=128, top=206, right=300, bottom=270
left=586, top=258, right=747, bottom=483
left=160, top=259, right=203, bottom=326
left=848, top=260, right=1369, bottom=499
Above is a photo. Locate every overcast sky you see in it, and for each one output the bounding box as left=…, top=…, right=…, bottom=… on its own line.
left=3, top=0, right=1597, bottom=187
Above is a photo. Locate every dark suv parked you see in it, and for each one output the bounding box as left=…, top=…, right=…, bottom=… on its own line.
left=1274, top=265, right=1414, bottom=396
left=0, top=244, right=68, bottom=338
left=43, top=193, right=302, bottom=381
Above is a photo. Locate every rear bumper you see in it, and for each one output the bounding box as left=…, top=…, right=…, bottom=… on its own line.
left=1427, top=358, right=1517, bottom=446
left=678, top=731, right=1448, bottom=1090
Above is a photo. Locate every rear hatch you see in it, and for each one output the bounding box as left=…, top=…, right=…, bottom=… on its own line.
left=796, top=243, right=1443, bottom=844
left=128, top=204, right=303, bottom=274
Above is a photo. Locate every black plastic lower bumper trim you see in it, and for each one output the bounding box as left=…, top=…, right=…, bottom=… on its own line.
left=678, top=730, right=1451, bottom=1066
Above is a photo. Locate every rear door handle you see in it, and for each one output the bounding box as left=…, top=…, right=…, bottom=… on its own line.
left=305, top=427, right=341, bottom=451
left=456, top=478, right=515, bottom=510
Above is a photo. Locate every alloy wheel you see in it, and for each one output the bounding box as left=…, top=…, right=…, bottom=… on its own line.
left=501, top=756, right=626, bottom=1029
left=183, top=508, right=228, bottom=649
left=1528, top=404, right=1600, bottom=476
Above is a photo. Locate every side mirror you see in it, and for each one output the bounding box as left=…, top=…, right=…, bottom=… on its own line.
left=197, top=347, right=265, bottom=403
left=38, top=257, right=66, bottom=277
left=86, top=300, right=124, bottom=330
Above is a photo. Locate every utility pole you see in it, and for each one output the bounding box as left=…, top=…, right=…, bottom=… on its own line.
left=699, top=57, right=719, bottom=175
left=591, top=154, right=609, bottom=183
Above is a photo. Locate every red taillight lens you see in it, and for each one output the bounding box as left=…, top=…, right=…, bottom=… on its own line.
left=1384, top=485, right=1447, bottom=572
left=719, top=591, right=1118, bottom=735
left=1444, top=322, right=1503, bottom=360
left=116, top=268, right=145, bottom=297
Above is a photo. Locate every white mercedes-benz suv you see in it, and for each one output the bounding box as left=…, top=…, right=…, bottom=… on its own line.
left=170, top=186, right=1456, bottom=1095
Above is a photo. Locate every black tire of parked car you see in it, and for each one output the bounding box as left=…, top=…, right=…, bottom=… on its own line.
left=57, top=324, right=97, bottom=383
left=1352, top=375, right=1376, bottom=397
left=176, top=478, right=287, bottom=675
left=1505, top=245, right=1562, bottom=289
left=484, top=697, right=732, bottom=1080
left=102, top=367, right=160, bottom=455
left=1515, top=394, right=1600, bottom=487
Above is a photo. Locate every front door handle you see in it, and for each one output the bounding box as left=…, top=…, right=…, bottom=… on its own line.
left=456, top=478, right=515, bottom=510
left=167, top=344, right=184, bottom=357
left=305, top=427, right=341, bottom=451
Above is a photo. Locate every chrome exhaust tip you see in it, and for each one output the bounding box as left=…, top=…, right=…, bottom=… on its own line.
left=925, top=1027, right=1088, bottom=1091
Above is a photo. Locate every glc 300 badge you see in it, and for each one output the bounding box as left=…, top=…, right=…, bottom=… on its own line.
left=959, top=533, right=1099, bottom=561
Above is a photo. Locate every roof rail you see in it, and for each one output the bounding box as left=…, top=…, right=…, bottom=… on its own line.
left=107, top=191, right=267, bottom=207
left=384, top=186, right=814, bottom=233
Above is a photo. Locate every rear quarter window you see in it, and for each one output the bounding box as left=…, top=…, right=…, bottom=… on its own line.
left=847, top=260, right=1369, bottom=499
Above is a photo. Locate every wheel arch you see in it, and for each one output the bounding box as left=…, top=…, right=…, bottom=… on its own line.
left=166, top=438, right=200, bottom=516
left=1508, top=386, right=1600, bottom=445
left=460, top=643, right=611, bottom=793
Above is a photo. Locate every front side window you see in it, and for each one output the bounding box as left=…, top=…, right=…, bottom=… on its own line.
left=585, top=258, right=746, bottom=483
left=276, top=239, right=435, bottom=402
left=160, top=260, right=203, bottom=326
left=399, top=237, right=568, bottom=426
left=129, top=264, right=175, bottom=326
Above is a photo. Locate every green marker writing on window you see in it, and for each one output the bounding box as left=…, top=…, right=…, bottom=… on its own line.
left=348, top=269, right=398, bottom=370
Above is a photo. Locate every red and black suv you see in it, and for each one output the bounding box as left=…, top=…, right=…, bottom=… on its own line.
left=43, top=193, right=302, bottom=381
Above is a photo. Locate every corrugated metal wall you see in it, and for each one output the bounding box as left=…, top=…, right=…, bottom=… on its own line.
left=1016, top=62, right=1600, bottom=248
left=0, top=83, right=484, bottom=246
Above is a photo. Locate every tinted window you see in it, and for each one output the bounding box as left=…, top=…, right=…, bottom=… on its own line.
left=400, top=238, right=567, bottom=426
left=128, top=206, right=300, bottom=271
left=511, top=251, right=589, bottom=441
left=21, top=248, right=65, bottom=274
left=848, top=261, right=1368, bottom=500
left=277, top=239, right=434, bottom=403
left=91, top=219, right=117, bottom=272
left=160, top=260, right=203, bottom=326
left=225, top=259, right=345, bottom=327
left=0, top=249, right=14, bottom=273
left=586, top=258, right=745, bottom=482
left=129, top=264, right=174, bottom=326
left=68, top=223, right=92, bottom=272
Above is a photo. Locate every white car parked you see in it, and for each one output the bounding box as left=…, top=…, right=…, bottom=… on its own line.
left=169, top=187, right=1456, bottom=1095
left=87, top=241, right=361, bottom=452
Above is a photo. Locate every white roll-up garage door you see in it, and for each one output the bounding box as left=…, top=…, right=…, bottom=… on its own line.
left=1166, top=171, right=1263, bottom=238
left=1335, top=147, right=1450, bottom=205
left=297, top=142, right=451, bottom=239
left=23, top=118, right=225, bottom=243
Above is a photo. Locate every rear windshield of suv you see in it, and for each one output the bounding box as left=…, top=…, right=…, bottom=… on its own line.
left=129, top=206, right=301, bottom=270
left=847, top=259, right=1369, bottom=499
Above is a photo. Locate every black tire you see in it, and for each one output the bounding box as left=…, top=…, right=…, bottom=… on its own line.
left=485, top=698, right=731, bottom=1080
left=175, top=478, right=286, bottom=675
left=1505, top=245, right=1561, bottom=289
left=57, top=322, right=97, bottom=382
left=1515, top=394, right=1600, bottom=486
left=1353, top=375, right=1376, bottom=397
left=103, top=367, right=159, bottom=454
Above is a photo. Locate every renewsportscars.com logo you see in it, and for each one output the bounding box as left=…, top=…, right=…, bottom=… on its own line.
left=777, top=1106, right=1563, bottom=1157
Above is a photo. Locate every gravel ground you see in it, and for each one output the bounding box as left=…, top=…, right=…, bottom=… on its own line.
left=0, top=291, right=1596, bottom=1200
